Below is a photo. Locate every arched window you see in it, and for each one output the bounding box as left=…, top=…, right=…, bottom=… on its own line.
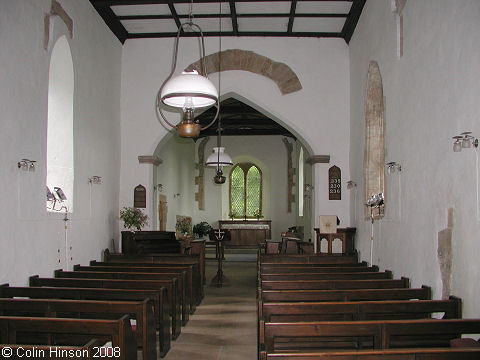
left=47, top=35, right=74, bottom=211
left=298, top=147, right=304, bottom=217
left=364, top=61, right=385, bottom=219
left=229, top=163, right=262, bottom=219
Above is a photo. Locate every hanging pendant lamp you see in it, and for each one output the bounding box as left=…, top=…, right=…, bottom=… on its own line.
left=205, top=3, right=231, bottom=184
left=155, top=2, right=219, bottom=138
left=205, top=118, right=233, bottom=166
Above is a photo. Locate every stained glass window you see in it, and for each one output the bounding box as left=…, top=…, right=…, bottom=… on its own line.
left=229, top=163, right=262, bottom=218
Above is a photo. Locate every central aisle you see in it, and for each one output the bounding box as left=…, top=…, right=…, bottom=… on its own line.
left=164, top=255, right=258, bottom=360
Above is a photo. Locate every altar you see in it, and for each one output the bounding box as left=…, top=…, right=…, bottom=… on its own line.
left=219, top=220, right=271, bottom=247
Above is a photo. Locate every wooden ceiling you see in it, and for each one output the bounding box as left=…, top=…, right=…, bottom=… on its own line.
left=89, top=1, right=366, bottom=138
left=89, top=0, right=366, bottom=44
left=195, top=97, right=295, bottom=139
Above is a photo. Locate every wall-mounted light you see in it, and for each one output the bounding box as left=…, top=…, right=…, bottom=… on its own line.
left=18, top=159, right=36, bottom=171
left=346, top=180, right=357, bottom=189
left=386, top=161, right=402, bottom=174
left=154, top=184, right=163, bottom=192
left=88, top=176, right=102, bottom=185
left=453, top=132, right=478, bottom=152
left=174, top=193, right=181, bottom=198
left=47, top=186, right=68, bottom=212
left=46, top=186, right=56, bottom=201
left=365, top=193, right=384, bottom=207
left=304, top=184, right=314, bottom=192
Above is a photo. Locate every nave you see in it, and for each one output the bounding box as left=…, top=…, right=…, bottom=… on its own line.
left=164, top=257, right=258, bottom=360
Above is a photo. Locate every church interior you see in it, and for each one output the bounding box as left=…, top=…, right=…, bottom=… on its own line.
left=1, top=0, right=480, bottom=358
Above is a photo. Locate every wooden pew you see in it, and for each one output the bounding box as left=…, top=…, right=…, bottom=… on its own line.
left=0, top=284, right=170, bottom=357
left=259, top=254, right=359, bottom=265
left=259, top=287, right=432, bottom=303
left=264, top=348, right=480, bottom=360
left=260, top=278, right=410, bottom=291
left=260, top=271, right=392, bottom=281
left=0, top=338, right=103, bottom=360
left=77, top=263, right=197, bottom=314
left=103, top=250, right=205, bottom=301
left=259, top=266, right=378, bottom=274
left=55, top=269, right=189, bottom=326
left=0, top=297, right=157, bottom=360
left=89, top=261, right=201, bottom=310
left=260, top=261, right=369, bottom=269
left=260, top=318, right=480, bottom=355
left=259, top=298, right=462, bottom=322
left=0, top=315, right=137, bottom=360
left=28, top=275, right=182, bottom=340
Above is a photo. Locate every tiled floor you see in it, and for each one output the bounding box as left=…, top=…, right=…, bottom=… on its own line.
left=163, top=258, right=258, bottom=360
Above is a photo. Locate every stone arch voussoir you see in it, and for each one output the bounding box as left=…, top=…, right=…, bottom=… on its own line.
left=185, top=49, right=302, bottom=95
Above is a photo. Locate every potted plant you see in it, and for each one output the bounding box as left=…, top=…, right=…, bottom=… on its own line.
left=193, top=221, right=212, bottom=239
left=119, top=207, right=148, bottom=231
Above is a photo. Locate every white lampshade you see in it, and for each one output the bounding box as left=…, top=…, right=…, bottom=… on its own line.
left=453, top=140, right=462, bottom=152
left=161, top=70, right=218, bottom=109
left=462, top=137, right=472, bottom=148
left=205, top=147, right=233, bottom=167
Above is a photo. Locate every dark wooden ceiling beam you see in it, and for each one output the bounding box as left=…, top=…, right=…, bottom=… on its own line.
left=340, top=0, right=366, bottom=44
left=94, top=0, right=352, bottom=5
left=89, top=0, right=128, bottom=43
left=167, top=1, right=182, bottom=29
left=287, top=0, right=297, bottom=34
left=229, top=1, right=239, bottom=35
left=128, top=31, right=341, bottom=38
left=117, top=12, right=348, bottom=20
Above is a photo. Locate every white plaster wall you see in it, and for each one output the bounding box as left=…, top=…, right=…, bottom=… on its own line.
left=193, top=135, right=296, bottom=238
left=349, top=0, right=480, bottom=317
left=0, top=0, right=121, bottom=284
left=154, top=135, right=195, bottom=231
left=120, top=37, right=351, bottom=234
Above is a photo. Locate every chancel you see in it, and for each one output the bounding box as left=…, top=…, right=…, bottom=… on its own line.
left=2, top=0, right=480, bottom=359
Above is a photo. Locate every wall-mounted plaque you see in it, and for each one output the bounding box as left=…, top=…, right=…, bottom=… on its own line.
left=134, top=184, right=146, bottom=208
left=329, top=165, right=341, bottom=200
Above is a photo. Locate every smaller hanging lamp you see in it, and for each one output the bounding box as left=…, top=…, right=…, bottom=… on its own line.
left=206, top=118, right=233, bottom=184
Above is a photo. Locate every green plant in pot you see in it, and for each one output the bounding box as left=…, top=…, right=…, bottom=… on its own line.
left=193, top=221, right=212, bottom=238
left=119, top=207, right=148, bottom=231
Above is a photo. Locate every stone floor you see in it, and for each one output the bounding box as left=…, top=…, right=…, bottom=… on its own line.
left=163, top=256, right=258, bottom=360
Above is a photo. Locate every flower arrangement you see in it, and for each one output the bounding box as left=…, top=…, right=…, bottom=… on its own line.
left=176, top=217, right=192, bottom=236
left=193, top=221, right=212, bottom=238
left=253, top=209, right=263, bottom=220
left=228, top=210, right=237, bottom=220
left=119, top=207, right=148, bottom=231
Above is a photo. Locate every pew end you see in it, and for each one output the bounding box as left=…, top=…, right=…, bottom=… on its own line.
left=448, top=295, right=463, bottom=319
left=29, top=275, right=40, bottom=286
left=421, top=285, right=432, bottom=300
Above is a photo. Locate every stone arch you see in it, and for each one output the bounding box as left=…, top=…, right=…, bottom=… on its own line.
left=185, top=49, right=302, bottom=95
left=363, top=61, right=385, bottom=219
